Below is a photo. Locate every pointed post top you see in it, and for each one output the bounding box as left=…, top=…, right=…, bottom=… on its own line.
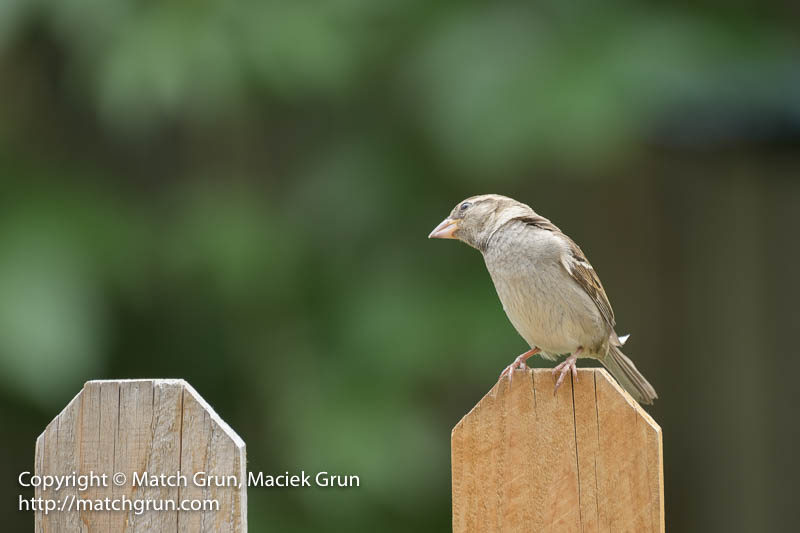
left=34, top=379, right=247, bottom=532
left=451, top=368, right=663, bottom=532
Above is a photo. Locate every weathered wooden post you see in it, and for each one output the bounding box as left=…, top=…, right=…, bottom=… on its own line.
left=451, top=368, right=663, bottom=532
left=33, top=379, right=247, bottom=532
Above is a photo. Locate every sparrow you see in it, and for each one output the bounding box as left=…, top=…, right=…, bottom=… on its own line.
left=429, top=194, right=657, bottom=404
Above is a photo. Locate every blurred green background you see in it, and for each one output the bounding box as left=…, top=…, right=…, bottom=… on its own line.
left=2, top=1, right=799, bottom=531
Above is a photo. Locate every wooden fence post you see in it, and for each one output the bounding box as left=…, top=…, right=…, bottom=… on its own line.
left=33, top=379, right=247, bottom=532
left=451, top=368, right=663, bottom=532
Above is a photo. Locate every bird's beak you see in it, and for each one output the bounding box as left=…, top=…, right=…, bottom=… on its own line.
left=428, top=217, right=459, bottom=239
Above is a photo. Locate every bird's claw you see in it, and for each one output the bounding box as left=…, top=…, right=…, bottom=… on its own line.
left=499, top=357, right=526, bottom=383
left=499, top=348, right=541, bottom=384
left=552, top=353, right=579, bottom=395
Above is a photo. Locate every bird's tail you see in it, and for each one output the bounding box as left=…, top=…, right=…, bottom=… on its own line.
left=600, top=342, right=658, bottom=405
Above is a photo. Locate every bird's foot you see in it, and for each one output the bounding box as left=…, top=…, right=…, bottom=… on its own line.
left=499, top=348, right=540, bottom=383
left=499, top=358, right=526, bottom=383
left=552, top=350, right=581, bottom=395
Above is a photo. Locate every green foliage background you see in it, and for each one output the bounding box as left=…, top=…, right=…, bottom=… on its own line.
left=2, top=1, right=799, bottom=531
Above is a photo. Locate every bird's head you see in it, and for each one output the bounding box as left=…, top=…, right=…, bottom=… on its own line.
left=428, top=194, right=533, bottom=251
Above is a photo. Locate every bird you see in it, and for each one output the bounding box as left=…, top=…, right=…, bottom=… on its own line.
left=428, top=194, right=657, bottom=404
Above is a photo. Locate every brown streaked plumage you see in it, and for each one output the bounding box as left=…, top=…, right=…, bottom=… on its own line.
left=429, top=194, right=657, bottom=404
left=520, top=214, right=617, bottom=330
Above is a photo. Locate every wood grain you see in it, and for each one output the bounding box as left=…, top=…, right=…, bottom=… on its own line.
left=34, top=379, right=247, bottom=532
left=452, top=368, right=663, bottom=533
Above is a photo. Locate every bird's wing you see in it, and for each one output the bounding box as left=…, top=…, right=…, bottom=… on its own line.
left=517, top=215, right=616, bottom=329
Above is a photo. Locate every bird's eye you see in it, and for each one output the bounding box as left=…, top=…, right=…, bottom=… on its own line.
left=460, top=202, right=472, bottom=211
